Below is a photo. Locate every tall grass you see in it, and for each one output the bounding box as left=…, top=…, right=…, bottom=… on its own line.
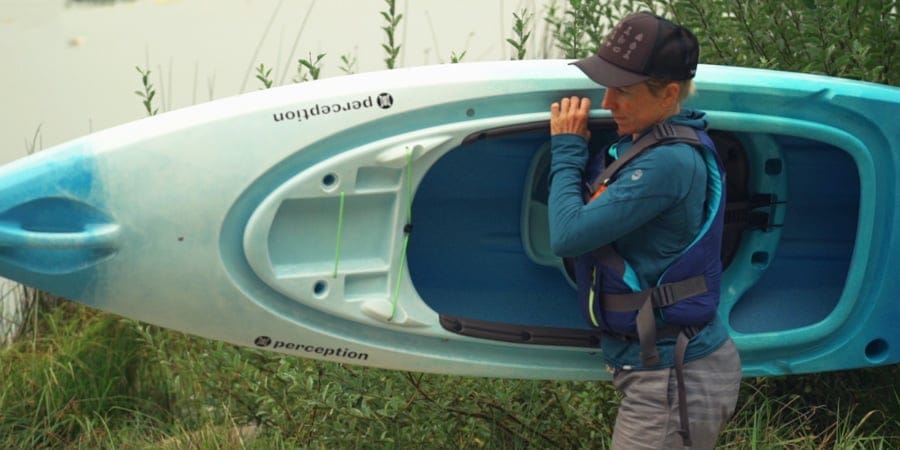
left=506, top=9, right=533, bottom=61
left=2, top=303, right=897, bottom=448
left=133, top=66, right=158, bottom=116
left=380, top=0, right=403, bottom=69
left=0, top=302, right=168, bottom=448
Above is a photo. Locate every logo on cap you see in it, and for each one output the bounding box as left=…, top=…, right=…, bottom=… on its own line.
left=572, top=12, right=699, bottom=87
left=606, top=25, right=647, bottom=63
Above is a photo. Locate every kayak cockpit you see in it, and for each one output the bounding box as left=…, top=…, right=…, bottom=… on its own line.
left=408, top=120, right=859, bottom=346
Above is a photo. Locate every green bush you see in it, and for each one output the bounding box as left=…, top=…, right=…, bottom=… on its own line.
left=542, top=0, right=898, bottom=85
left=671, top=0, right=898, bottom=85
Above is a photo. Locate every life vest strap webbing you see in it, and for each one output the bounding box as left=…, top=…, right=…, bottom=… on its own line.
left=602, top=275, right=708, bottom=312
left=637, top=297, right=659, bottom=366
left=675, top=331, right=693, bottom=447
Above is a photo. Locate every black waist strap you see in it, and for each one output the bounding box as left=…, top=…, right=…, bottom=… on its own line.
left=603, top=275, right=708, bottom=311
left=601, top=324, right=701, bottom=342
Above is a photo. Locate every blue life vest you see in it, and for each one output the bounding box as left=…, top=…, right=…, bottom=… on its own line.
left=572, top=123, right=726, bottom=366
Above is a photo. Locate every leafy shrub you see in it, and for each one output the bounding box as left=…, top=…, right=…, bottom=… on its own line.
left=670, top=0, right=898, bottom=85
left=542, top=0, right=898, bottom=85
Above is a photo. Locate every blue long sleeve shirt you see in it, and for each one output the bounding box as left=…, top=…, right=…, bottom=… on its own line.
left=548, top=109, right=731, bottom=369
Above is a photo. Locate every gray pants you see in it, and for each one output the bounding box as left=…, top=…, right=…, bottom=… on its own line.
left=611, top=339, right=741, bottom=450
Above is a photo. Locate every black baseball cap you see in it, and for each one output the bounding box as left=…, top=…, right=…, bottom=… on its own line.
left=573, top=12, right=699, bottom=87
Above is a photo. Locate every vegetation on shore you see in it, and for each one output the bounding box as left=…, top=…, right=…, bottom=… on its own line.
left=3, top=0, right=898, bottom=448
left=2, top=299, right=897, bottom=448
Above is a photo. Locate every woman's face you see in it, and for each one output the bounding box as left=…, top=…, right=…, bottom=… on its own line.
left=601, top=81, right=678, bottom=138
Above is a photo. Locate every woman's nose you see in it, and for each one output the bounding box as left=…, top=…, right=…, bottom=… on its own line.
left=601, top=89, right=614, bottom=110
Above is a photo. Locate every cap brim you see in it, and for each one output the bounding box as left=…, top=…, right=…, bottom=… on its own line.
left=572, top=55, right=649, bottom=88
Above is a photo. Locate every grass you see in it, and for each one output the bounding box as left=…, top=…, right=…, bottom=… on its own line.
left=133, top=66, right=158, bottom=116
left=506, top=9, right=533, bottom=61
left=1, top=300, right=897, bottom=449
left=380, top=0, right=402, bottom=70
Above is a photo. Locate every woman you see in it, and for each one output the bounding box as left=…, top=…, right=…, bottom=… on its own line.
left=548, top=12, right=742, bottom=450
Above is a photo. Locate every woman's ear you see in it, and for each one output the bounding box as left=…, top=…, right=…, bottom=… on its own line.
left=663, top=82, right=681, bottom=108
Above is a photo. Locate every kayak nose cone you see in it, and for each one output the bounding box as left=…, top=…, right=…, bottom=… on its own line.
left=0, top=143, right=118, bottom=299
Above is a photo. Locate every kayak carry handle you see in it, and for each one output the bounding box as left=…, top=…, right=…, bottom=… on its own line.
left=0, top=197, right=120, bottom=275
left=0, top=222, right=120, bottom=249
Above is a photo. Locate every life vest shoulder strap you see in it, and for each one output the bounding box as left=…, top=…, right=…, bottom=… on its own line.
left=586, top=123, right=703, bottom=200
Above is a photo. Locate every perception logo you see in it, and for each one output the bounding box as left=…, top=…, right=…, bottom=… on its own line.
left=376, top=92, right=394, bottom=109
left=253, top=336, right=369, bottom=361
left=272, top=92, right=395, bottom=124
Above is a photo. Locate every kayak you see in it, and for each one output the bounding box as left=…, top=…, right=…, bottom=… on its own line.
left=0, top=60, right=897, bottom=379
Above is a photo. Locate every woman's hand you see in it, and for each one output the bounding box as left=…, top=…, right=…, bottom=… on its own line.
left=550, top=96, right=592, bottom=141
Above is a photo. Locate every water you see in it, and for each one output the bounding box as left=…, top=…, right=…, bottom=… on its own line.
left=0, top=0, right=550, bottom=162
